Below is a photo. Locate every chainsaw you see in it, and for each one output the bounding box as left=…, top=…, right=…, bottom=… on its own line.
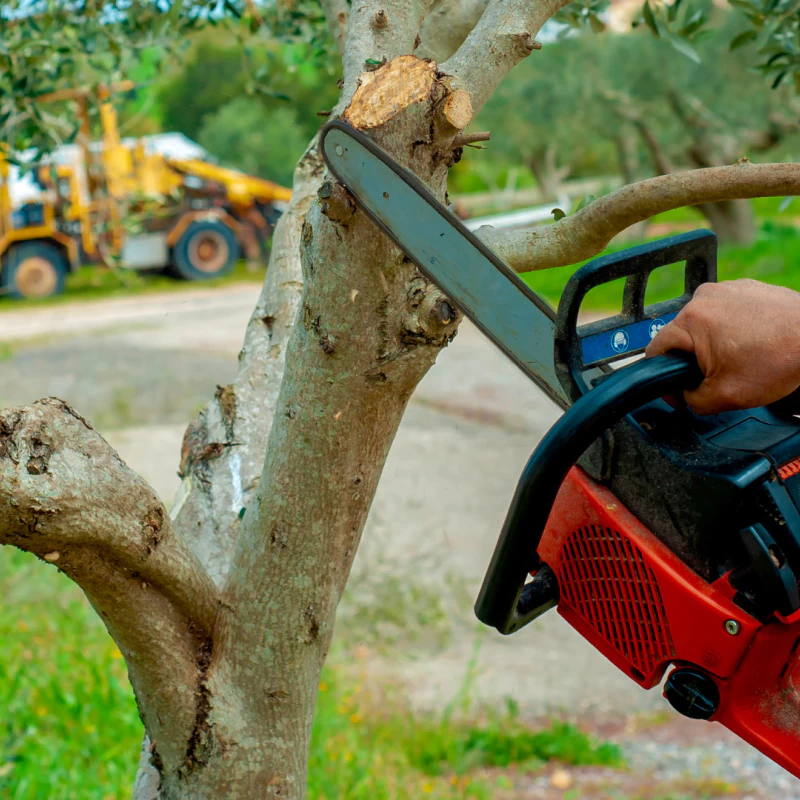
left=321, top=120, right=800, bottom=778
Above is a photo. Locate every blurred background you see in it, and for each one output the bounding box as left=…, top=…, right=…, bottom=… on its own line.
left=1, top=5, right=800, bottom=799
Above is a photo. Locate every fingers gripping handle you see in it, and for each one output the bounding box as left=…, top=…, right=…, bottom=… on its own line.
left=475, top=352, right=704, bottom=635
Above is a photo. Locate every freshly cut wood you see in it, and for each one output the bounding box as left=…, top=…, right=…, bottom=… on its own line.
left=344, top=55, right=438, bottom=130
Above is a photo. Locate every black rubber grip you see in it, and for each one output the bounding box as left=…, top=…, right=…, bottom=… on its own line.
left=475, top=351, right=703, bottom=635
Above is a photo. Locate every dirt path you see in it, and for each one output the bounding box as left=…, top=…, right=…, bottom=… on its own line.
left=1, top=287, right=798, bottom=796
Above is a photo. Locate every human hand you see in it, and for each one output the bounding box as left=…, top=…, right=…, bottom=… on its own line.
left=645, top=279, right=800, bottom=415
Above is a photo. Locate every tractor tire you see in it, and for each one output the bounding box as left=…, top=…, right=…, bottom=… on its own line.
left=168, top=220, right=240, bottom=281
left=0, top=241, right=67, bottom=300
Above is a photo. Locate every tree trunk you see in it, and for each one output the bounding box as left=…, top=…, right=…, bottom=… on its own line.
left=613, top=131, right=639, bottom=187
left=696, top=198, right=757, bottom=246
left=131, top=54, right=467, bottom=798
left=528, top=145, right=569, bottom=202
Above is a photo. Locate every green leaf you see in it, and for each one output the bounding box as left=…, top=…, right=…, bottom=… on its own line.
left=667, top=0, right=684, bottom=23
left=589, top=13, right=606, bottom=32
left=729, top=29, right=758, bottom=49
left=552, top=208, right=566, bottom=221
left=727, top=0, right=760, bottom=10
left=666, top=32, right=702, bottom=63
left=364, top=58, right=383, bottom=65
left=679, top=10, right=707, bottom=36
left=575, top=194, right=596, bottom=211
left=643, top=1, right=660, bottom=37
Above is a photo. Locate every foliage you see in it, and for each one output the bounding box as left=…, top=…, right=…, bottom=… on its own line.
left=156, top=35, right=339, bottom=182
left=3, top=0, right=800, bottom=160
left=472, top=21, right=800, bottom=199
left=0, top=0, right=334, bottom=155
left=635, top=0, right=800, bottom=89
left=0, top=547, right=621, bottom=799
left=198, top=100, right=305, bottom=185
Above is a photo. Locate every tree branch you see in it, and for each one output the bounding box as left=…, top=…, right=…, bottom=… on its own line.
left=0, top=399, right=219, bottom=774
left=440, top=0, right=568, bottom=114
left=417, top=0, right=491, bottom=62
left=479, top=161, right=800, bottom=272
left=452, top=130, right=490, bottom=148
left=169, top=142, right=321, bottom=587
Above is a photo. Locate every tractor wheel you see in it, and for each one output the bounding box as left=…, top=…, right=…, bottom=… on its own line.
left=168, top=220, right=240, bottom=281
left=0, top=241, right=67, bottom=300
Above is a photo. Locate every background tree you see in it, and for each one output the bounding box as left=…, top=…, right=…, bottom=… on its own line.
left=1, top=1, right=799, bottom=799
left=477, top=20, right=800, bottom=241
left=601, top=19, right=800, bottom=244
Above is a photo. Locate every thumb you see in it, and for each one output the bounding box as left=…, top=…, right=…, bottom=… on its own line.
left=645, top=317, right=696, bottom=359
left=683, top=378, right=731, bottom=416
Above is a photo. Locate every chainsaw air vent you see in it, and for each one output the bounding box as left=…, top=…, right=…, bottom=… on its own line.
left=558, top=526, right=676, bottom=677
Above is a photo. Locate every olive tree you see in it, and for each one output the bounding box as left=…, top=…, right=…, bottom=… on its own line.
left=1, top=0, right=799, bottom=798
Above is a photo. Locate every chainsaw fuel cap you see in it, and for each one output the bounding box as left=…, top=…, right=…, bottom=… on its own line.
left=664, top=667, right=720, bottom=720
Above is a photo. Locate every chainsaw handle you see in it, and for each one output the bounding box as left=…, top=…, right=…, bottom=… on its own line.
left=475, top=351, right=703, bottom=635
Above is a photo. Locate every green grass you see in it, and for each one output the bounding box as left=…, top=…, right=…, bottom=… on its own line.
left=0, top=260, right=265, bottom=310
left=0, top=547, right=622, bottom=799
left=522, top=222, right=800, bottom=309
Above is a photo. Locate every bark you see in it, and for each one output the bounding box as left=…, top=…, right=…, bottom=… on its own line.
left=0, top=400, right=218, bottom=775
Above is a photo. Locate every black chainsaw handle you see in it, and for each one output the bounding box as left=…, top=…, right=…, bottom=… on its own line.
left=475, top=351, right=703, bottom=635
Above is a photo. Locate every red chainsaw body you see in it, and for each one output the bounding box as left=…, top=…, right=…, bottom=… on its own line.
left=539, top=467, right=800, bottom=777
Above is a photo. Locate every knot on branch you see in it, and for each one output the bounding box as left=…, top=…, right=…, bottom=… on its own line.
left=507, top=30, right=538, bottom=58
left=403, top=279, right=460, bottom=346
left=319, top=181, right=357, bottom=226
left=372, top=9, right=388, bottom=28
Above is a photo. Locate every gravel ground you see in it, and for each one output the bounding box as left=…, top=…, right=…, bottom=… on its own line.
left=2, top=286, right=799, bottom=797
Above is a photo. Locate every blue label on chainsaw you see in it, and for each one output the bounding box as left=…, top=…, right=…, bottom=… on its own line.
left=581, top=311, right=678, bottom=366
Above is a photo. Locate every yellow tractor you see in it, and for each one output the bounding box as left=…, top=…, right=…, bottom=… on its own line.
left=0, top=83, right=291, bottom=299
left=0, top=149, right=83, bottom=299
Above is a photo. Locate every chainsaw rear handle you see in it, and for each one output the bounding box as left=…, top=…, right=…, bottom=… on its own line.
left=475, top=351, right=703, bottom=635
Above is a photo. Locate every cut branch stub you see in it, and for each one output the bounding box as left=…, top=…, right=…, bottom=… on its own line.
left=452, top=130, right=491, bottom=149
left=441, top=89, right=473, bottom=131
left=343, top=54, right=438, bottom=130
left=319, top=180, right=357, bottom=225
left=404, top=280, right=461, bottom=344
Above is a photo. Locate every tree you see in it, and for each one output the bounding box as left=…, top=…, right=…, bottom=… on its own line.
left=478, top=23, right=800, bottom=240
left=600, top=21, right=800, bottom=244
left=1, top=1, right=799, bottom=798
left=476, top=37, right=608, bottom=201
left=198, top=100, right=308, bottom=185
